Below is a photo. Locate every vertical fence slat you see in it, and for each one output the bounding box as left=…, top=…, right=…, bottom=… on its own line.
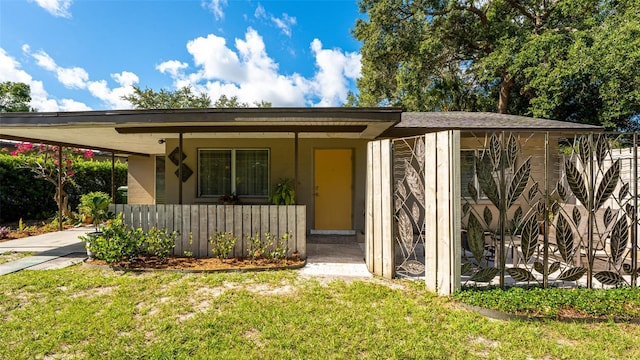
left=296, top=205, right=306, bottom=258
left=286, top=206, right=296, bottom=257
left=207, top=205, right=216, bottom=257
left=242, top=206, right=253, bottom=258
left=380, top=139, right=393, bottom=279
left=174, top=205, right=183, bottom=256
left=366, top=142, right=374, bottom=272
left=198, top=205, right=208, bottom=257
left=371, top=140, right=383, bottom=276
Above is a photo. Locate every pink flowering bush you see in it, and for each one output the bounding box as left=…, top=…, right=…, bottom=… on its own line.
left=3, top=142, right=94, bottom=217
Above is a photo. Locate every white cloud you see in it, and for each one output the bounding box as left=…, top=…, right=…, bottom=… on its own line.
left=156, top=60, right=188, bottom=77
left=310, top=39, right=362, bottom=106
left=271, top=13, right=296, bottom=37
left=254, top=4, right=297, bottom=37
left=23, top=46, right=138, bottom=109
left=30, top=0, right=72, bottom=18
left=159, top=28, right=360, bottom=107
left=202, top=0, right=227, bottom=20
left=0, top=47, right=91, bottom=111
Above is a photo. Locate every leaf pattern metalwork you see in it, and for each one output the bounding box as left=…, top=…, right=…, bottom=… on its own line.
left=483, top=207, right=493, bottom=228
left=604, top=207, right=613, bottom=228
left=557, top=183, right=567, bottom=202
left=401, top=260, right=425, bottom=275
left=610, top=215, right=629, bottom=264
left=477, top=157, right=500, bottom=208
left=462, top=203, right=470, bottom=216
left=415, top=138, right=425, bottom=170
left=549, top=262, right=561, bottom=274
left=397, top=180, right=407, bottom=200
left=506, top=134, right=518, bottom=168
left=594, top=271, right=627, bottom=286
left=506, top=158, right=531, bottom=208
left=537, top=201, right=545, bottom=215
left=397, top=209, right=413, bottom=254
left=404, top=160, right=425, bottom=206
left=594, top=135, right=607, bottom=168
left=534, top=261, right=544, bottom=274
left=528, top=182, right=539, bottom=201
left=520, top=214, right=539, bottom=262
left=551, top=201, right=560, bottom=217
left=579, top=136, right=590, bottom=167
left=461, top=262, right=474, bottom=275
left=572, top=206, right=582, bottom=228
left=411, top=202, right=420, bottom=223
left=468, top=182, right=478, bottom=202
left=488, top=133, right=501, bottom=170
left=619, top=183, right=630, bottom=200
left=507, top=268, right=535, bottom=282
left=467, top=213, right=486, bottom=263
left=626, top=203, right=635, bottom=215
left=557, top=267, right=587, bottom=281
left=556, top=213, right=575, bottom=262
left=513, top=207, right=523, bottom=228
left=470, top=267, right=499, bottom=282
left=595, top=159, right=620, bottom=210
left=564, top=158, right=588, bottom=208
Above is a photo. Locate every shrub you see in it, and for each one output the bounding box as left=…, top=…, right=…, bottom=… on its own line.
left=81, top=214, right=145, bottom=263
left=265, top=232, right=291, bottom=262
left=146, top=227, right=178, bottom=262
left=209, top=231, right=237, bottom=259
left=245, top=232, right=269, bottom=262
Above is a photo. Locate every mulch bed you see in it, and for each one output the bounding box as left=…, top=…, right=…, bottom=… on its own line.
left=84, top=254, right=306, bottom=272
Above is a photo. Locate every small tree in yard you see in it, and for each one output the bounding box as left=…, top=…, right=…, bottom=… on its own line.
left=3, top=142, right=94, bottom=218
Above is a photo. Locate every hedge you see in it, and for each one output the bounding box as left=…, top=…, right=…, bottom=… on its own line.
left=0, top=154, right=127, bottom=223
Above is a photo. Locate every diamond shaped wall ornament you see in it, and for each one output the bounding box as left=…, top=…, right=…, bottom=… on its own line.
left=174, top=164, right=193, bottom=182
left=168, top=147, right=187, bottom=166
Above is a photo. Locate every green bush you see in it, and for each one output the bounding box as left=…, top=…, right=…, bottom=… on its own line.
left=209, top=231, right=237, bottom=259
left=146, top=227, right=178, bottom=261
left=82, top=214, right=145, bottom=263
left=81, top=213, right=178, bottom=264
left=0, top=154, right=127, bottom=223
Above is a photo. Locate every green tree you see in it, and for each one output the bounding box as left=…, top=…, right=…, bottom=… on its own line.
left=122, top=86, right=212, bottom=109
left=123, top=86, right=272, bottom=109
left=354, top=0, right=640, bottom=129
left=0, top=81, right=34, bottom=112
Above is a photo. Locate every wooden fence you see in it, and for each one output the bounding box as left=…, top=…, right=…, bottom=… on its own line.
left=109, top=204, right=306, bottom=258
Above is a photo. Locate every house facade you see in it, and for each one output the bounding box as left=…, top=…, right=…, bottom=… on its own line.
left=5, top=108, right=621, bottom=294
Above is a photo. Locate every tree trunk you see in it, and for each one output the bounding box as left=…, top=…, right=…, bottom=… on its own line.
left=54, top=187, right=71, bottom=218
left=498, top=76, right=514, bottom=114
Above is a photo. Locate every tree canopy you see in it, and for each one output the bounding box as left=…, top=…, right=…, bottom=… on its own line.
left=123, top=86, right=271, bottom=109
left=0, top=81, right=34, bottom=112
left=354, top=0, right=640, bottom=130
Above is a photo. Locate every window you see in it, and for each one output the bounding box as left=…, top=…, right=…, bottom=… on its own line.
left=198, top=149, right=269, bottom=197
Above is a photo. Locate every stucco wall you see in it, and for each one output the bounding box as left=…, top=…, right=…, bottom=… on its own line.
left=160, top=137, right=369, bottom=233
left=127, top=155, right=156, bottom=205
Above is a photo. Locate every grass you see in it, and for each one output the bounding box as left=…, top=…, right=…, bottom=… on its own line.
left=0, top=251, right=34, bottom=264
left=1, top=266, right=639, bottom=359
left=453, top=286, right=640, bottom=320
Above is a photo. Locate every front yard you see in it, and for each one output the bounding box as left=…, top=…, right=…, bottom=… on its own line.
left=1, top=266, right=639, bottom=359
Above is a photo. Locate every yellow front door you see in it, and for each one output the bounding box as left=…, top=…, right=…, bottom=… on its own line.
left=314, top=149, right=353, bottom=230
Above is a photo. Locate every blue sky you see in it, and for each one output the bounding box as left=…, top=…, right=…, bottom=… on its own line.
left=0, top=0, right=365, bottom=111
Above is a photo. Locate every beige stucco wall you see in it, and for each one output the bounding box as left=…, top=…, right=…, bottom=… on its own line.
left=127, top=155, right=156, bottom=205
left=160, top=137, right=369, bottom=233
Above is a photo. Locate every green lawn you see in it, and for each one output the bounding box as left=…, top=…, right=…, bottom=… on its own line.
left=0, top=251, right=34, bottom=264
left=1, top=266, right=639, bottom=359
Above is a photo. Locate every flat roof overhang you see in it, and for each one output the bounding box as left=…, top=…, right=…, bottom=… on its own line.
left=1, top=107, right=402, bottom=155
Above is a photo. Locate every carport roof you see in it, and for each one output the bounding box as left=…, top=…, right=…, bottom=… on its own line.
left=0, top=107, right=402, bottom=156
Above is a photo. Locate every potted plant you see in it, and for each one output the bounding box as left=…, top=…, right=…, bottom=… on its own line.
left=219, top=193, right=239, bottom=205
left=78, top=191, right=112, bottom=257
left=269, top=178, right=295, bottom=205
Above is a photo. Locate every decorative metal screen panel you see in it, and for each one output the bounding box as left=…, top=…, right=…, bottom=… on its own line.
left=461, top=131, right=639, bottom=289
left=392, top=136, right=426, bottom=278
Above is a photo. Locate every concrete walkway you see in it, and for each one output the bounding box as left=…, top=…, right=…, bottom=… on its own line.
left=0, top=228, right=372, bottom=279
left=0, top=226, right=92, bottom=276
